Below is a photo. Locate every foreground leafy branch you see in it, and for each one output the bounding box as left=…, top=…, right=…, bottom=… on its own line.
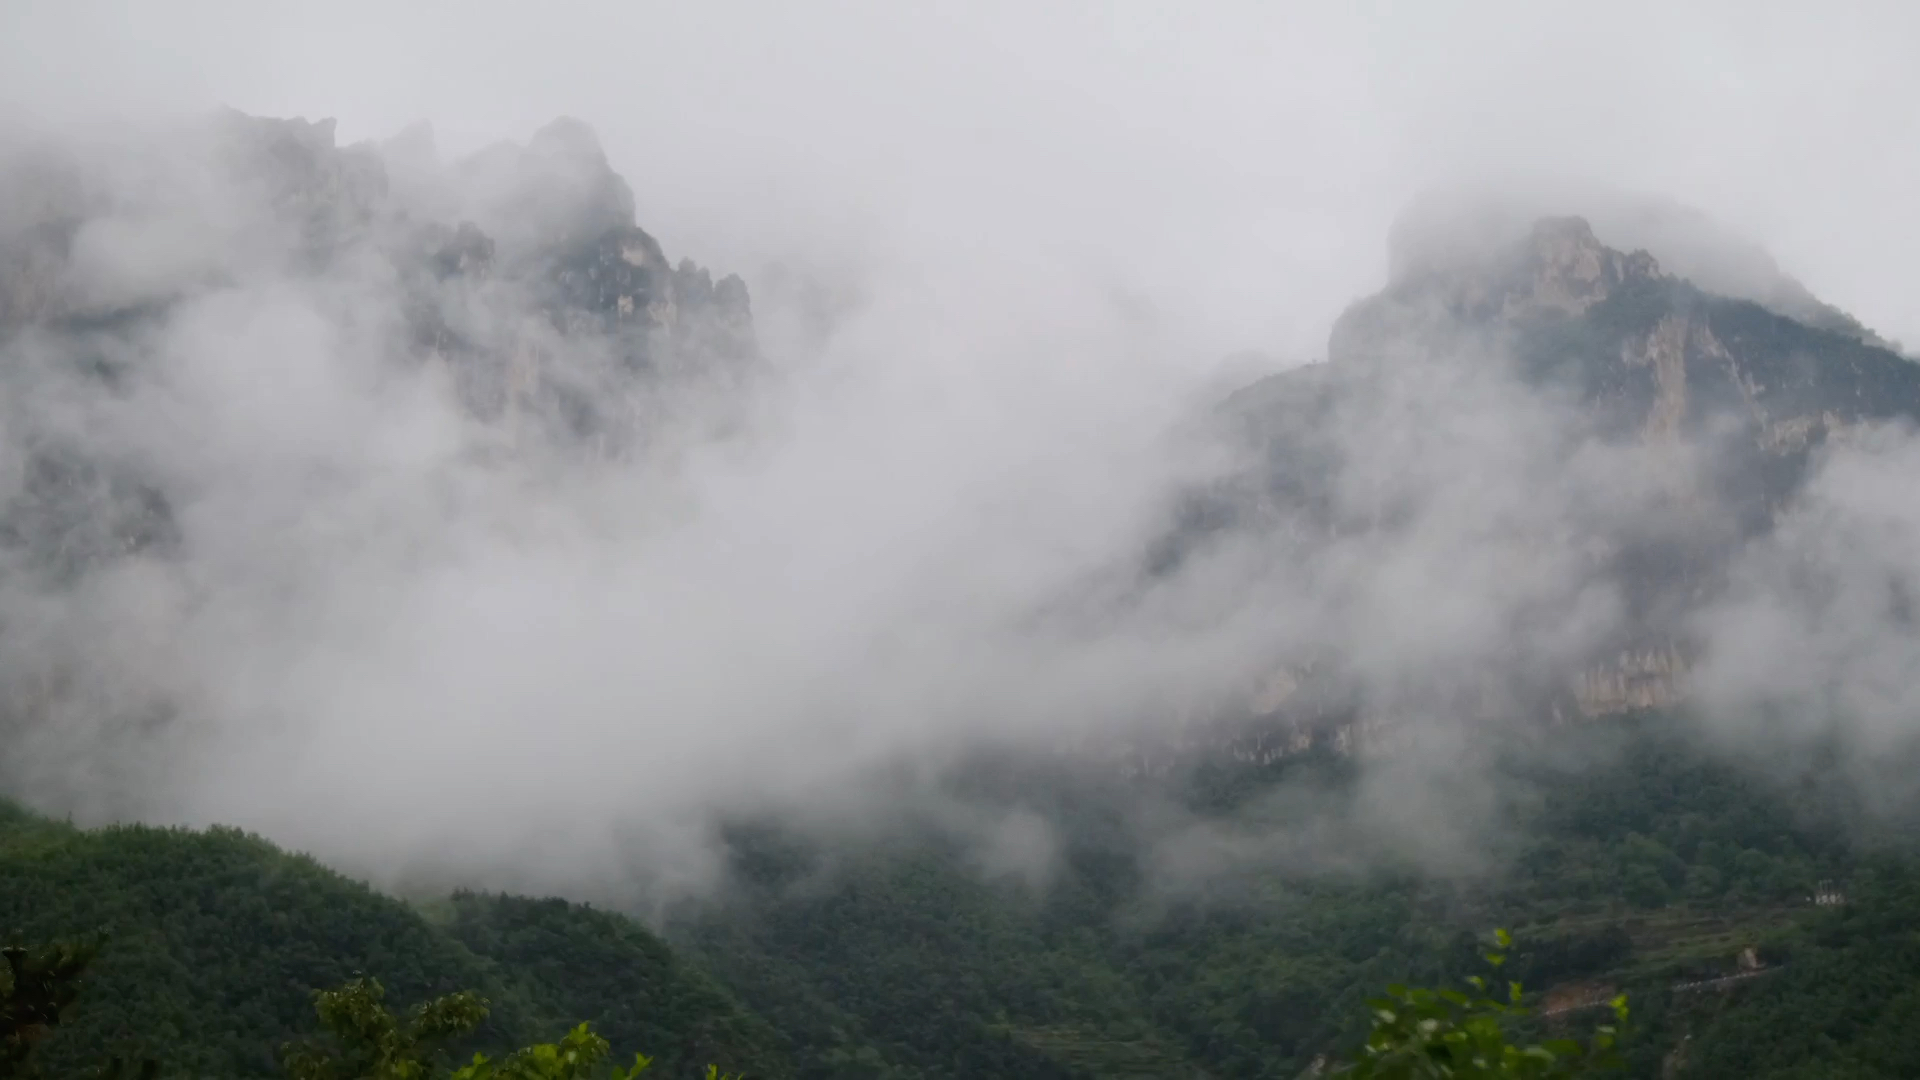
left=284, top=978, right=737, bottom=1080
left=281, top=978, right=490, bottom=1080
left=1338, top=930, right=1628, bottom=1080
left=449, top=1023, right=653, bottom=1080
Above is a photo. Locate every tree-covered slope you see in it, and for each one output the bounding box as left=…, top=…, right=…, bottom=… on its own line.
left=436, top=893, right=787, bottom=1079
left=672, top=830, right=1197, bottom=1080
left=664, top=714, right=1920, bottom=1080
left=8, top=712, right=1920, bottom=1079
left=0, top=805, right=783, bottom=1078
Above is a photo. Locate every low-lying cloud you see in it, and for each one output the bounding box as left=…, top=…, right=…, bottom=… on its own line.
left=1, top=5, right=1919, bottom=900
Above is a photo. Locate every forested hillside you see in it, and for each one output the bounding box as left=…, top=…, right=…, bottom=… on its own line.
left=665, top=711, right=1920, bottom=1079
left=11, top=711, right=1920, bottom=1078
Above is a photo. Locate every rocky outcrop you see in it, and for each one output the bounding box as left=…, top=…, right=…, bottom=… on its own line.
left=1168, top=201, right=1920, bottom=769
left=0, top=110, right=758, bottom=414
left=1329, top=208, right=1920, bottom=447
left=1390, top=185, right=1900, bottom=351
left=1329, top=216, right=1662, bottom=366
left=1573, top=645, right=1690, bottom=717
left=0, top=110, right=759, bottom=588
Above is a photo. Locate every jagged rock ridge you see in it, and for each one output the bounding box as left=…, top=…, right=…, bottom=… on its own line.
left=0, top=110, right=757, bottom=585
left=1143, top=206, right=1920, bottom=768
left=0, top=111, right=765, bottom=788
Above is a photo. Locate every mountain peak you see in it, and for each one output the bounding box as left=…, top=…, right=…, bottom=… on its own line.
left=1511, top=214, right=1661, bottom=315
left=1328, top=211, right=1662, bottom=364
left=526, top=116, right=610, bottom=164
left=1386, top=183, right=1894, bottom=348
left=0, top=109, right=758, bottom=461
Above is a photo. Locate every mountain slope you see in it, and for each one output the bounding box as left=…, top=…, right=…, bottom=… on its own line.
left=437, top=892, right=789, bottom=1078
left=8, top=111, right=1920, bottom=1080
left=1163, top=213, right=1920, bottom=760
left=662, top=710, right=1920, bottom=1080
left=0, top=109, right=767, bottom=837
left=11, top=708, right=1920, bottom=1080
left=0, top=801, right=784, bottom=1078
left=650, top=211, right=1920, bottom=1079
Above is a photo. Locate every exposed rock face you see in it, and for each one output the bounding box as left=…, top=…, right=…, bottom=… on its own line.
left=1171, top=204, right=1920, bottom=764
left=0, top=111, right=757, bottom=583
left=0, top=112, right=768, bottom=808
left=1573, top=644, right=1690, bottom=716
left=0, top=110, right=756, bottom=428
left=1330, top=216, right=1662, bottom=365
left=1389, top=185, right=1899, bottom=351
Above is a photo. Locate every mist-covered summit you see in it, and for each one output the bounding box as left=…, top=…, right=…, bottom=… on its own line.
left=0, top=111, right=770, bottom=832
left=0, top=109, right=758, bottom=572
left=4, top=108, right=1920, bottom=907
left=1325, top=200, right=1920, bottom=454
left=0, top=109, right=756, bottom=434
left=1159, top=199, right=1920, bottom=770
left=1382, top=186, right=1895, bottom=348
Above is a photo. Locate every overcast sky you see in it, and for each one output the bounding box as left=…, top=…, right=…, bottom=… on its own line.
left=5, top=0, right=1917, bottom=358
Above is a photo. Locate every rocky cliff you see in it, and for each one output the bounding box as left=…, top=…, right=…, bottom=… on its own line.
left=1173, top=201, right=1920, bottom=763
left=0, top=110, right=756, bottom=585
left=0, top=111, right=764, bottom=785
left=0, top=109, right=755, bottom=424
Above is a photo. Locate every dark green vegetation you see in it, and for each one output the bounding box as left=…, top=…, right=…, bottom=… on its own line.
left=0, top=800, right=781, bottom=1079
left=8, top=712, right=1920, bottom=1078
left=0, top=936, right=113, bottom=1078
left=665, top=714, right=1920, bottom=1079
left=436, top=895, right=781, bottom=1076
left=279, top=976, right=688, bottom=1080
left=1343, top=929, right=1630, bottom=1080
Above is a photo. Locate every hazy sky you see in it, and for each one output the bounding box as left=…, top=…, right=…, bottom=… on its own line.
left=6, top=0, right=1918, bottom=355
